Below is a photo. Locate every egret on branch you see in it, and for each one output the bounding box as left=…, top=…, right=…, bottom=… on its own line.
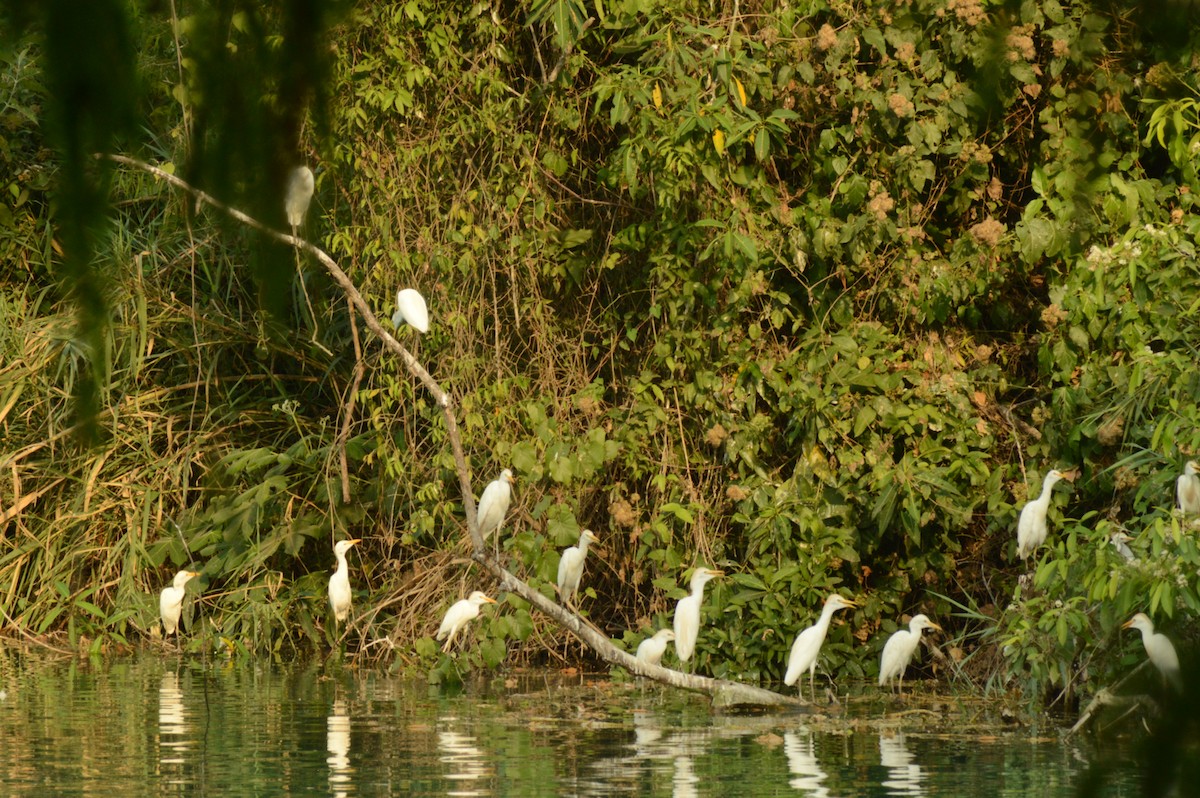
left=784, top=594, right=857, bottom=701
left=328, top=539, right=361, bottom=624
left=391, top=288, right=430, bottom=334
left=437, top=591, right=497, bottom=652
left=673, top=568, right=723, bottom=664
left=1178, top=460, right=1200, bottom=515
left=1016, top=468, right=1072, bottom=560
left=1123, top=612, right=1181, bottom=690
left=285, top=165, right=315, bottom=232
left=557, top=529, right=599, bottom=609
left=160, top=570, right=200, bottom=637
left=636, top=629, right=676, bottom=667
left=878, top=614, right=942, bottom=694
left=1109, top=531, right=1135, bottom=562
left=477, top=469, right=514, bottom=546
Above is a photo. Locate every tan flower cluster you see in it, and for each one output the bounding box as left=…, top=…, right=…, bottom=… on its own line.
left=895, top=41, right=916, bottom=64
left=609, top=498, right=637, bottom=528
left=1006, top=31, right=1036, bottom=61
left=1051, top=38, right=1070, bottom=58
left=817, top=23, right=838, bottom=51
left=959, top=140, right=993, bottom=164
left=946, top=0, right=986, bottom=26
left=888, top=92, right=914, bottom=118
left=1097, top=414, right=1125, bottom=446
left=726, top=485, right=750, bottom=502
left=986, top=177, right=1003, bottom=201
left=705, top=423, right=729, bottom=446
left=968, top=216, right=1004, bottom=247
left=1039, top=303, right=1069, bottom=329
left=1022, top=83, right=1041, bottom=99
left=867, top=186, right=895, bottom=220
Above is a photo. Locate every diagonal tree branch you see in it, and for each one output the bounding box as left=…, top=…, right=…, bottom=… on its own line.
left=106, top=152, right=803, bottom=708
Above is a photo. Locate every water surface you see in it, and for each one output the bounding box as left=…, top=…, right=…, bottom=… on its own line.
left=0, top=649, right=1140, bottom=795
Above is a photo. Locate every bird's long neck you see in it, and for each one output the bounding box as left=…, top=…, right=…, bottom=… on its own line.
left=692, top=580, right=708, bottom=600
left=334, top=552, right=348, bottom=576
left=814, top=602, right=840, bottom=636
left=1037, top=477, right=1058, bottom=503
left=578, top=537, right=591, bottom=554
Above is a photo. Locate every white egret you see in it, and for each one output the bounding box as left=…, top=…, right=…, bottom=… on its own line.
left=1178, top=461, right=1200, bottom=515
left=556, top=529, right=599, bottom=608
left=285, top=165, right=315, bottom=231
left=878, top=614, right=942, bottom=693
left=673, top=568, right=724, bottom=663
left=437, top=591, right=497, bottom=652
left=159, top=570, right=200, bottom=637
left=1123, top=612, right=1181, bottom=690
left=328, top=538, right=361, bottom=624
left=1016, top=468, right=1071, bottom=560
left=635, top=629, right=676, bottom=667
left=784, top=593, right=857, bottom=700
left=390, top=288, right=430, bottom=334
left=476, top=469, right=515, bottom=543
left=1109, top=531, right=1135, bottom=562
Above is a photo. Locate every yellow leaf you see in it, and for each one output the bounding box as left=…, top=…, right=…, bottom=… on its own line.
left=713, top=129, right=726, bottom=154
left=652, top=83, right=663, bottom=110
left=736, top=78, right=747, bottom=107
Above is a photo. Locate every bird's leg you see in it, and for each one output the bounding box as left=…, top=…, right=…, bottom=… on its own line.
left=291, top=240, right=332, bottom=357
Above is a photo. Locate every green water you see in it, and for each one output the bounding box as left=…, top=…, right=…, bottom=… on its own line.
left=0, top=650, right=1140, bottom=796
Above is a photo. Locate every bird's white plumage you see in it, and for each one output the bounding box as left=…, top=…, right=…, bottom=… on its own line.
left=328, top=538, right=361, bottom=623
left=437, top=591, right=496, bottom=652
left=391, top=288, right=430, bottom=334
left=557, top=529, right=598, bottom=607
left=159, top=570, right=200, bottom=636
left=673, top=568, right=723, bottom=663
left=1109, top=531, right=1135, bottom=562
left=878, top=614, right=942, bottom=691
left=1016, top=469, right=1068, bottom=560
left=635, top=629, right=676, bottom=666
left=1123, top=612, right=1181, bottom=689
left=784, top=594, right=856, bottom=700
left=285, top=165, right=315, bottom=228
left=1177, top=461, right=1200, bottom=515
left=476, top=469, right=514, bottom=540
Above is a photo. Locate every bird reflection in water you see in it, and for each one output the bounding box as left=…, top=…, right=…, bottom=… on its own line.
left=879, top=733, right=924, bottom=797
left=157, top=671, right=190, bottom=771
left=672, top=754, right=699, bottom=798
left=438, top=721, right=492, bottom=797
left=327, top=699, right=353, bottom=797
left=784, top=731, right=834, bottom=797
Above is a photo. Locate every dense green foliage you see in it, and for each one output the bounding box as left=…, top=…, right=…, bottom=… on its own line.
left=2, top=0, right=1200, bottom=706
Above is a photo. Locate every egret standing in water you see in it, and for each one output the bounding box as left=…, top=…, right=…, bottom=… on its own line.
left=328, top=539, right=361, bottom=625
left=635, top=629, right=676, bottom=667
left=391, top=288, right=430, bottom=334
left=1178, top=461, right=1200, bottom=515
left=878, top=614, right=942, bottom=694
left=1016, top=468, right=1071, bottom=560
left=476, top=469, right=515, bottom=552
left=160, top=570, right=200, bottom=638
left=437, top=591, right=497, bottom=652
left=1123, top=612, right=1182, bottom=690
left=557, top=529, right=599, bottom=609
left=673, top=568, right=723, bottom=665
left=784, top=594, right=857, bottom=701
left=285, top=165, right=315, bottom=233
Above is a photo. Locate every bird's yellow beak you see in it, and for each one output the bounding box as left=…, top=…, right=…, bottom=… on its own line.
left=347, top=538, right=362, bottom=546
left=1061, top=469, right=1078, bottom=482
left=483, top=596, right=498, bottom=604
left=188, top=571, right=201, bottom=579
left=1121, top=618, right=1134, bottom=629
left=928, top=622, right=943, bottom=632
left=505, top=473, right=516, bottom=484
left=708, top=569, right=725, bottom=576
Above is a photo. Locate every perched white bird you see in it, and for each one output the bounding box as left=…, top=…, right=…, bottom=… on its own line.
left=557, top=529, right=599, bottom=608
left=1109, top=531, right=1135, bottom=562
left=1123, top=612, right=1181, bottom=690
left=390, top=288, right=430, bottom=334
left=784, top=594, right=857, bottom=700
left=673, top=568, right=724, bottom=663
left=437, top=591, right=497, bottom=652
left=635, top=629, right=676, bottom=667
left=476, top=469, right=515, bottom=542
left=285, top=165, right=315, bottom=230
left=160, top=570, right=200, bottom=637
left=1177, top=461, right=1200, bottom=515
left=328, top=538, right=361, bottom=623
left=1016, top=469, right=1070, bottom=560
left=878, top=614, right=942, bottom=693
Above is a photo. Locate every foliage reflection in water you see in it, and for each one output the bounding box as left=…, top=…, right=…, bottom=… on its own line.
left=0, top=651, right=1142, bottom=796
